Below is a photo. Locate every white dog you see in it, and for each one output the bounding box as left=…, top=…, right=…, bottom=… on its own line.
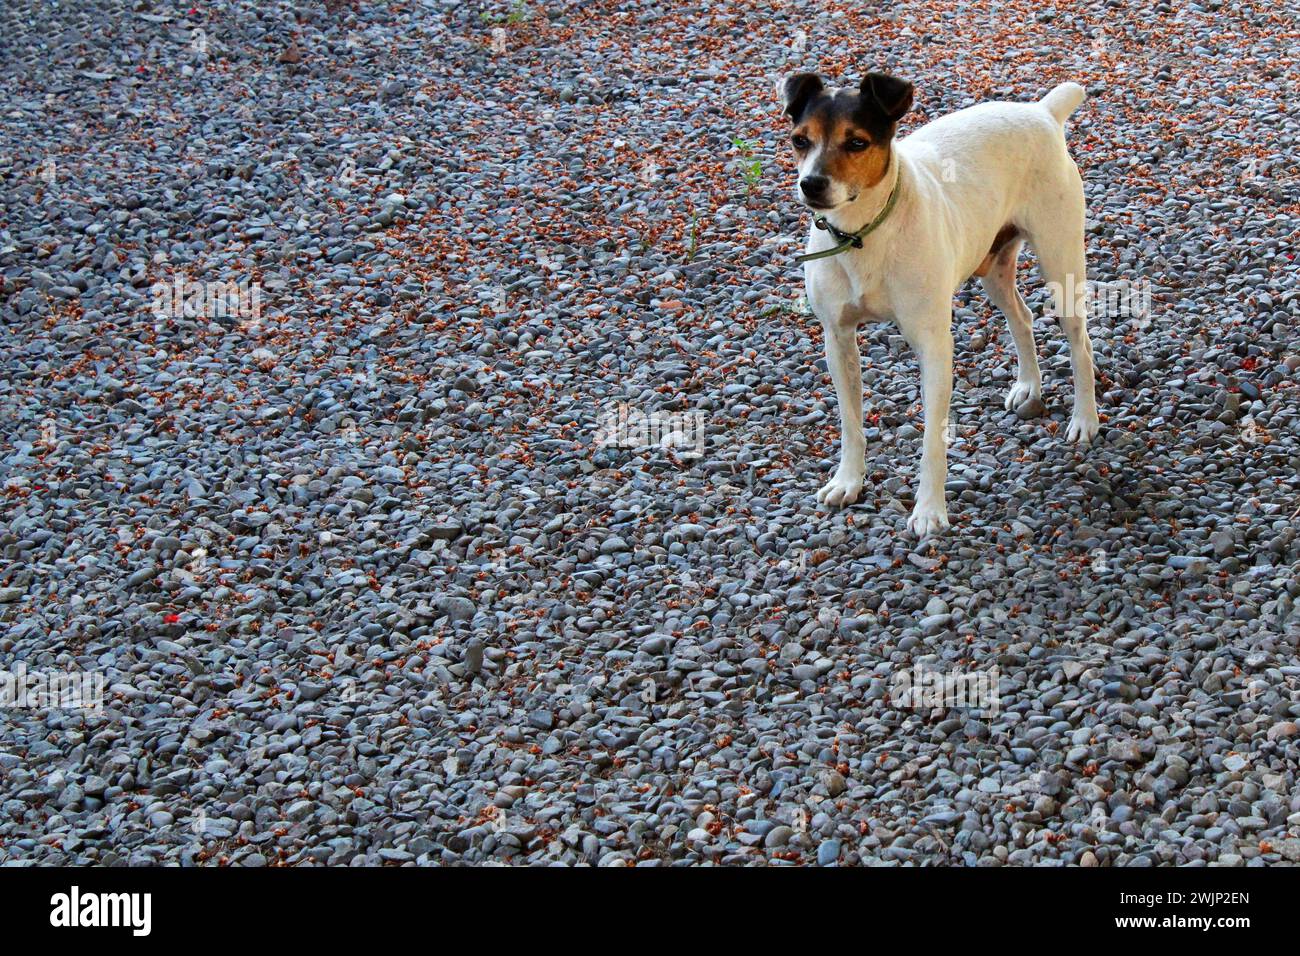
left=780, top=72, right=1099, bottom=536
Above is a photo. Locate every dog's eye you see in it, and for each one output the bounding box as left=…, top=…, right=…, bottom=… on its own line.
left=845, top=138, right=870, bottom=151
left=791, top=134, right=811, bottom=150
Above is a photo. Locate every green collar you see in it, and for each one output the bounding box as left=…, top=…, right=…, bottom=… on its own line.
left=795, top=176, right=901, bottom=264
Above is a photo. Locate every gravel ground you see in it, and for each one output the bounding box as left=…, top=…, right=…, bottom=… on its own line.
left=1, top=0, right=1298, bottom=867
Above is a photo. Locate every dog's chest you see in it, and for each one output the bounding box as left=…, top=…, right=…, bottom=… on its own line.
left=806, top=257, right=894, bottom=327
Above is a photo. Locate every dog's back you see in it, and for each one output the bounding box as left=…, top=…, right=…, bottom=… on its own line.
left=904, top=82, right=1084, bottom=147
left=902, top=84, right=1083, bottom=177
left=899, top=84, right=1087, bottom=274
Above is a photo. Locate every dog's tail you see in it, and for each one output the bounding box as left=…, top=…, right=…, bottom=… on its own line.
left=1041, top=82, right=1086, bottom=124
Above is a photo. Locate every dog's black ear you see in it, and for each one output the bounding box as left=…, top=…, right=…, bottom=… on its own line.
left=860, top=72, right=914, bottom=123
left=780, top=72, right=825, bottom=122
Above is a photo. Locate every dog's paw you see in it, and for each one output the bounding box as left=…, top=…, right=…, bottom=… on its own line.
left=817, top=468, right=864, bottom=507
left=907, top=501, right=949, bottom=537
left=1004, top=379, right=1043, bottom=412
left=1065, top=410, right=1100, bottom=444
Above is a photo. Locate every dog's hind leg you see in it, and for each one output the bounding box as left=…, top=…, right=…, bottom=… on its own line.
left=1031, top=229, right=1100, bottom=444
left=979, top=239, right=1042, bottom=412
left=1023, top=167, right=1100, bottom=445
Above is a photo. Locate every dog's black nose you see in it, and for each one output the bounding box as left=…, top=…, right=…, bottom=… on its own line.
left=800, top=175, right=829, bottom=198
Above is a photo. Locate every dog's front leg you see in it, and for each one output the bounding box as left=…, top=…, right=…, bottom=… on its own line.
left=816, top=316, right=866, bottom=507
left=904, top=319, right=953, bottom=536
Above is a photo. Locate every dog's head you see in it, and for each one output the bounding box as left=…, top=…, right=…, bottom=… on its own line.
left=778, top=72, right=914, bottom=211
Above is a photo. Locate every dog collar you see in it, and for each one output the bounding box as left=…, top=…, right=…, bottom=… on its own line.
left=795, top=177, right=901, bottom=264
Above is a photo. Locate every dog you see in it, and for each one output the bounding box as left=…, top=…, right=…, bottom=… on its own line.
left=780, top=72, right=1100, bottom=536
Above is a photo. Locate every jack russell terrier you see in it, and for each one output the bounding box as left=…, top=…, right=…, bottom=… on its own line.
left=780, top=72, right=1100, bottom=536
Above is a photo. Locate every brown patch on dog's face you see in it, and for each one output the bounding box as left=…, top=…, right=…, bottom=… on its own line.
left=808, top=109, right=893, bottom=193
left=781, top=72, right=914, bottom=210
